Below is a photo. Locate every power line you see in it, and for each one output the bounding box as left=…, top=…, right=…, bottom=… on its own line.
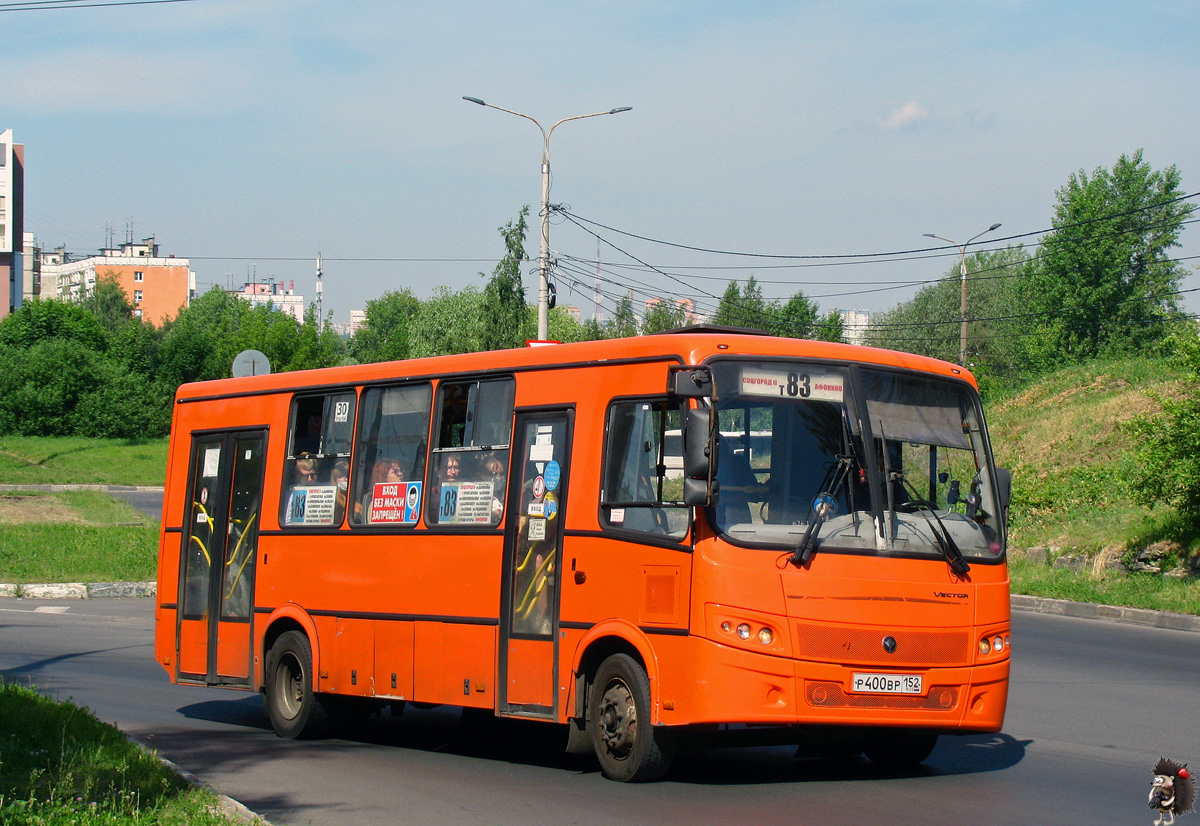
left=0, top=0, right=199, bottom=10
left=557, top=192, right=1199, bottom=262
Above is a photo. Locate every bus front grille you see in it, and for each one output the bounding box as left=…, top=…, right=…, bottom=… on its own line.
left=794, top=622, right=971, bottom=666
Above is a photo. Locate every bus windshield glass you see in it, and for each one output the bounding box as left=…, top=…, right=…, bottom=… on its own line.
left=709, top=360, right=1004, bottom=563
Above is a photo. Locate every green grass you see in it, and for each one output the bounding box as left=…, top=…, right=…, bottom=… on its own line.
left=1009, top=556, right=1200, bottom=615
left=0, top=492, right=158, bottom=583
left=985, top=355, right=1200, bottom=615
left=0, top=436, right=168, bottom=486
left=987, top=356, right=1187, bottom=555
left=0, top=679, right=248, bottom=826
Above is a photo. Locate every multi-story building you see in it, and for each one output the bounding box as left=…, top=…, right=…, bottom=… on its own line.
left=40, top=237, right=193, bottom=324
left=0, top=128, right=25, bottom=320
left=838, top=308, right=871, bottom=345
left=233, top=280, right=305, bottom=321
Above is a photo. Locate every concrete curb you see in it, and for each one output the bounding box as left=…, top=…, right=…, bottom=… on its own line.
left=0, top=581, right=156, bottom=599
left=1009, top=593, right=1200, bottom=633
left=144, top=745, right=272, bottom=825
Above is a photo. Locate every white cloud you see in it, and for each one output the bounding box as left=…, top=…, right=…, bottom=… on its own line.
left=879, top=100, right=930, bottom=131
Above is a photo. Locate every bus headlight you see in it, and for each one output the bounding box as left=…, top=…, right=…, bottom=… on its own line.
left=758, top=627, right=773, bottom=645
left=736, top=623, right=751, bottom=640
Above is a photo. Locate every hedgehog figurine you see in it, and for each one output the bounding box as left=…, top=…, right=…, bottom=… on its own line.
left=1150, top=757, right=1196, bottom=826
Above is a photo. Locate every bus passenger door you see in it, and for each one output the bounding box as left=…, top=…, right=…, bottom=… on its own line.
left=177, top=430, right=266, bottom=687
left=499, top=409, right=572, bottom=718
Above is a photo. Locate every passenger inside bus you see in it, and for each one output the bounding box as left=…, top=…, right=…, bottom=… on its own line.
left=361, top=457, right=404, bottom=522
left=479, top=450, right=507, bottom=521
left=330, top=460, right=349, bottom=525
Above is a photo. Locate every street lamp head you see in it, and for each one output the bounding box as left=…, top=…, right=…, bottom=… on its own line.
left=923, top=233, right=937, bottom=239
left=462, top=96, right=486, bottom=106
left=610, top=107, right=633, bottom=114
left=988, top=222, right=1002, bottom=232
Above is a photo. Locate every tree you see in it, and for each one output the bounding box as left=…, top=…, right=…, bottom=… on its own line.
left=481, top=206, right=532, bottom=351
left=84, top=271, right=135, bottom=336
left=608, top=294, right=638, bottom=339
left=1019, top=150, right=1194, bottom=363
left=545, top=306, right=589, bottom=343
left=866, top=246, right=1031, bottom=371
left=714, top=276, right=772, bottom=331
left=813, top=310, right=845, bottom=343
left=773, top=291, right=821, bottom=339
left=350, top=289, right=421, bottom=364
left=407, top=287, right=485, bottom=358
left=0, top=298, right=107, bottom=352
left=640, top=299, right=688, bottom=334
left=1129, top=332, right=1200, bottom=523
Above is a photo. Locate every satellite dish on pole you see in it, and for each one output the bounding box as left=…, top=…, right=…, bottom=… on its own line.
left=232, top=349, right=271, bottom=378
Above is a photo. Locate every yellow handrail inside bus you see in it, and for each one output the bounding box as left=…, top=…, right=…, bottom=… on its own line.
left=223, top=511, right=258, bottom=600
left=189, top=502, right=213, bottom=565
left=516, top=552, right=555, bottom=620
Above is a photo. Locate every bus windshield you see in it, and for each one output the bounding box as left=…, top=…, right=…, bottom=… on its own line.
left=709, top=359, right=1004, bottom=563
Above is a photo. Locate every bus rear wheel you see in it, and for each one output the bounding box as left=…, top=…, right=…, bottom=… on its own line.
left=264, top=630, right=331, bottom=739
left=588, top=654, right=673, bottom=782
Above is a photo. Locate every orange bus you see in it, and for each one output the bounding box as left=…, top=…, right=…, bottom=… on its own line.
left=155, top=327, right=1011, bottom=782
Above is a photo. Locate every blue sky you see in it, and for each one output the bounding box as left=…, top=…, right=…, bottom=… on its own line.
left=3, top=0, right=1198, bottom=325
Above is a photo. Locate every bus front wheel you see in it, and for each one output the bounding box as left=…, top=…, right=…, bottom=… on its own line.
left=264, top=630, right=331, bottom=739
left=588, top=654, right=673, bottom=782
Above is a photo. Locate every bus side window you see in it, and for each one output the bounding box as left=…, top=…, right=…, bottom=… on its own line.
left=351, top=383, right=432, bottom=526
left=281, top=391, right=356, bottom=528
left=427, top=378, right=514, bottom=527
left=601, top=399, right=689, bottom=540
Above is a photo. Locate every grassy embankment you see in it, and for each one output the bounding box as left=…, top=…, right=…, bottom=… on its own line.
left=989, top=356, right=1200, bottom=614
left=0, top=436, right=167, bottom=584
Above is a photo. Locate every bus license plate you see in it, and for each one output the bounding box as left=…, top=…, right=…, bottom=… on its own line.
left=851, top=673, right=923, bottom=694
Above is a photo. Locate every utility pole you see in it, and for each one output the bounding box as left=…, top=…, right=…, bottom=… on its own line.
left=315, top=253, right=323, bottom=333
left=923, top=223, right=1002, bottom=366
left=463, top=96, right=631, bottom=341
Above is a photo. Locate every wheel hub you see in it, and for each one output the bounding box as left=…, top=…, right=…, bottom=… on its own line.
left=598, top=681, right=637, bottom=758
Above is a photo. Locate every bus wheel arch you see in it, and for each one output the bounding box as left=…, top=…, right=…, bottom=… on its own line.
left=263, top=629, right=333, bottom=739
left=259, top=606, right=321, bottom=690
left=569, top=622, right=659, bottom=724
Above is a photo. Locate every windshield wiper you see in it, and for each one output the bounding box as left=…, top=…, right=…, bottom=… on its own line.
left=893, top=472, right=971, bottom=577
left=791, top=455, right=853, bottom=566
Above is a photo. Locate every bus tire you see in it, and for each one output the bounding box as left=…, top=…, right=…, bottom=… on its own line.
left=264, top=630, right=331, bottom=739
left=588, top=653, right=673, bottom=782
left=863, top=730, right=937, bottom=768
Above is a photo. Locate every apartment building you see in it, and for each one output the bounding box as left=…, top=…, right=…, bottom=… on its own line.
left=40, top=237, right=194, bottom=324
left=233, top=279, right=305, bottom=321
left=0, top=128, right=25, bottom=320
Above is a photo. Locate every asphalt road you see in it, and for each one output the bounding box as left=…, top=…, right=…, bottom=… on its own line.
left=0, top=599, right=1194, bottom=826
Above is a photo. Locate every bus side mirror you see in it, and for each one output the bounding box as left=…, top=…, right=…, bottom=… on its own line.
left=995, top=467, right=1012, bottom=526
left=670, top=366, right=712, bottom=398
left=683, top=407, right=719, bottom=507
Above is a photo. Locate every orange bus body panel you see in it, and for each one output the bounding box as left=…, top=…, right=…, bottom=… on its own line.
left=155, top=332, right=1009, bottom=741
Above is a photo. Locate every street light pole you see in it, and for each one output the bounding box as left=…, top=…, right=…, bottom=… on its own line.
left=463, top=96, right=632, bottom=342
left=923, top=223, right=1002, bottom=366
